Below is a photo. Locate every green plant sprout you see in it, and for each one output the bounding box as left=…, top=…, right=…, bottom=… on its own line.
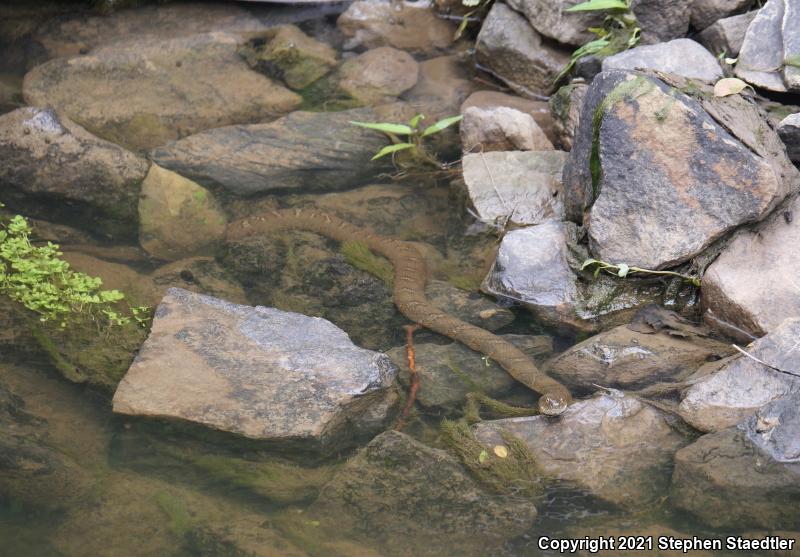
left=350, top=113, right=463, bottom=167
left=454, top=0, right=494, bottom=40
left=581, top=258, right=701, bottom=286
left=0, top=204, right=148, bottom=328
left=553, top=0, right=641, bottom=85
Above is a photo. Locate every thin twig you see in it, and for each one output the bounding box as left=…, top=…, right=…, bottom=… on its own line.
left=732, top=344, right=800, bottom=379
left=395, top=324, right=422, bottom=431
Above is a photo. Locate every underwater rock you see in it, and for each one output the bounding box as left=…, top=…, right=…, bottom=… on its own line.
left=239, top=24, right=338, bottom=91
left=671, top=395, right=800, bottom=529
left=549, top=82, right=588, bottom=151
left=461, top=151, right=566, bottom=229
left=405, top=55, right=479, bottom=121
left=151, top=108, right=393, bottom=196
left=475, top=2, right=571, bottom=97
left=0, top=107, right=147, bottom=240
left=112, top=288, right=400, bottom=453
left=702, top=195, right=800, bottom=338
left=735, top=0, right=800, bottom=92
left=138, top=163, right=227, bottom=262
left=697, top=10, right=757, bottom=57
left=337, top=0, right=456, bottom=54
left=28, top=3, right=273, bottom=64
left=387, top=334, right=553, bottom=411
left=461, top=106, right=554, bottom=153
left=424, top=279, right=515, bottom=332
left=310, top=431, right=538, bottom=551
left=337, top=46, right=419, bottom=105
left=0, top=78, right=22, bottom=115
left=461, top=90, right=558, bottom=145
left=150, top=257, right=248, bottom=306
left=474, top=391, right=687, bottom=507
left=547, top=321, right=732, bottom=392
left=601, top=39, right=724, bottom=82
left=562, top=70, right=797, bottom=269
left=0, top=379, right=90, bottom=509
left=678, top=318, right=800, bottom=432
left=778, top=113, right=800, bottom=163
left=23, top=32, right=302, bottom=152
left=690, top=0, right=754, bottom=31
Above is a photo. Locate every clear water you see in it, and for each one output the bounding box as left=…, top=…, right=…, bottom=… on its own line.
left=0, top=2, right=793, bottom=556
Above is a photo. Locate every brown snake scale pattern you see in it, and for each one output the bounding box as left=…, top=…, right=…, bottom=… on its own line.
left=227, top=208, right=572, bottom=415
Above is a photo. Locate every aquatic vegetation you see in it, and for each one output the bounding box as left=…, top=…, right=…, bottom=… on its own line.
left=581, top=258, right=701, bottom=286
left=553, top=0, right=641, bottom=86
left=0, top=205, right=146, bottom=328
left=341, top=240, right=394, bottom=287
left=350, top=113, right=462, bottom=168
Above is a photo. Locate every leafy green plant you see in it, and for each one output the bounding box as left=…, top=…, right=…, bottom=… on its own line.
left=0, top=204, right=147, bottom=328
left=350, top=113, right=462, bottom=167
left=553, top=0, right=641, bottom=85
left=581, top=258, right=701, bottom=286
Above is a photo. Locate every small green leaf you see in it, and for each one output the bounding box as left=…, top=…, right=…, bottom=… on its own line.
left=785, top=55, right=800, bottom=68
left=565, top=0, right=628, bottom=11
left=580, top=258, right=599, bottom=270
left=350, top=121, right=413, bottom=135
left=617, top=263, right=629, bottom=277
left=420, top=115, right=463, bottom=137
left=478, top=450, right=489, bottom=464
left=371, top=143, right=415, bottom=160
left=408, top=114, right=425, bottom=129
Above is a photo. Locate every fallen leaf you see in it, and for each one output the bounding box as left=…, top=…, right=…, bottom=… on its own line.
left=713, top=77, right=752, bottom=97
left=493, top=445, right=509, bottom=458
left=478, top=450, right=489, bottom=464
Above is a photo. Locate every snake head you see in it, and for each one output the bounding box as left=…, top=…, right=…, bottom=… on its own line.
left=538, top=393, right=569, bottom=416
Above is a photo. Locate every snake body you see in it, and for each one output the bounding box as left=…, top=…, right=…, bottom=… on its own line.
left=226, top=209, right=572, bottom=415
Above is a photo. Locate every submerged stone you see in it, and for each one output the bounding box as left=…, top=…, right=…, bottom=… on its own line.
left=23, top=32, right=302, bottom=151
left=474, top=392, right=687, bottom=507
left=112, top=288, right=401, bottom=453
left=337, top=47, right=419, bottom=105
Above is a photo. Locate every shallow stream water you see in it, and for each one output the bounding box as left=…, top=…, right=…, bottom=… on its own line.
left=0, top=2, right=793, bottom=556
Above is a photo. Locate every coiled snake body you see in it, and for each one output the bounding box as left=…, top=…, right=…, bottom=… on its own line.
left=227, top=209, right=572, bottom=415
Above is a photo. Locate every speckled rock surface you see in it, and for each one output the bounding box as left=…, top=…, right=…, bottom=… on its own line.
left=601, top=39, right=723, bottom=82
left=112, top=288, right=401, bottom=453
left=460, top=106, right=553, bottom=152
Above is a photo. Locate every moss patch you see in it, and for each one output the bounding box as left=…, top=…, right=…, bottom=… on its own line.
left=341, top=240, right=394, bottom=287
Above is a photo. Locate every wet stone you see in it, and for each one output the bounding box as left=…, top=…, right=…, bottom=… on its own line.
left=387, top=334, right=553, bottom=411
left=112, top=288, right=401, bottom=454
left=424, top=280, right=515, bottom=332
left=678, top=318, right=800, bottom=432
left=23, top=32, right=302, bottom=151
left=601, top=39, right=723, bottom=82
left=151, top=108, right=395, bottom=196
left=461, top=151, right=567, bottom=230
left=474, top=392, right=687, bottom=507
left=697, top=10, right=757, bottom=57
left=671, top=402, right=800, bottom=529
left=404, top=55, right=479, bottom=121
left=547, top=322, right=732, bottom=392
left=337, top=47, right=419, bottom=105
left=336, top=0, right=456, bottom=54
left=460, top=106, right=553, bottom=153
left=0, top=107, right=147, bottom=239
left=475, top=2, right=570, bottom=97
left=310, top=430, right=539, bottom=551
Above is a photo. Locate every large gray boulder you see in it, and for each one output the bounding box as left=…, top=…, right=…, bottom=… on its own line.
left=671, top=394, right=800, bottom=529
left=0, top=107, right=147, bottom=239
left=678, top=318, right=800, bottom=432
left=778, top=113, right=800, bottom=163
left=735, top=0, right=800, bottom=92
left=690, top=0, right=754, bottom=31
left=151, top=108, right=396, bottom=196
left=702, top=195, right=800, bottom=338
left=697, top=10, right=758, bottom=57
left=547, top=321, right=732, bottom=391
left=562, top=70, right=798, bottom=270
left=23, top=32, right=301, bottom=151
left=474, top=392, right=687, bottom=507
left=461, top=150, right=567, bottom=230
left=505, top=0, right=691, bottom=46
left=475, top=2, right=570, bottom=97
left=601, top=39, right=723, bottom=82
left=112, top=288, right=401, bottom=453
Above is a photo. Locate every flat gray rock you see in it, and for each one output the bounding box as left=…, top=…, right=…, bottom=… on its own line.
left=0, top=107, right=147, bottom=239
left=702, top=195, right=800, bottom=338
left=697, top=11, right=757, bottom=56
left=743, top=393, right=800, bottom=463
left=461, top=150, right=567, bottom=230
left=112, top=288, right=400, bottom=453
left=474, top=392, right=687, bottom=507
left=679, top=318, right=800, bottom=432
left=778, top=112, right=800, bottom=162
left=151, top=108, right=393, bottom=196
left=601, top=39, right=723, bottom=82
left=690, top=0, right=754, bottom=31
left=735, top=0, right=799, bottom=92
